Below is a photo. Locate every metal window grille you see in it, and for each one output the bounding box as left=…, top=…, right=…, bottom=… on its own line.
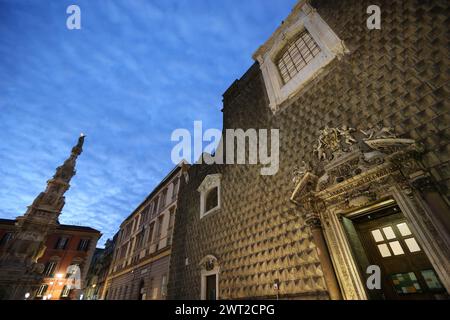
left=276, top=30, right=321, bottom=84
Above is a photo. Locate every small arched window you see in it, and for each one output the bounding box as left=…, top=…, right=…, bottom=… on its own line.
left=205, top=187, right=218, bottom=212
left=276, top=30, right=321, bottom=85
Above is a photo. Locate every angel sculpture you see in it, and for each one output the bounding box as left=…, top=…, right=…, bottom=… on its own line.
left=292, top=161, right=310, bottom=184
left=338, top=125, right=357, bottom=146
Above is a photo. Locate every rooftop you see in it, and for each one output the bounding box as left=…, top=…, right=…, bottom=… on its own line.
left=0, top=217, right=100, bottom=234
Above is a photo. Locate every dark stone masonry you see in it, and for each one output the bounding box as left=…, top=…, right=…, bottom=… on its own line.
left=168, top=0, right=449, bottom=300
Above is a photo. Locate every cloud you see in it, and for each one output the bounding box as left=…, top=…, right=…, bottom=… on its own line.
left=0, top=0, right=297, bottom=246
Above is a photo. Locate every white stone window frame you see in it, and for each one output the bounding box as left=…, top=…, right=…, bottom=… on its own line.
left=254, top=3, right=348, bottom=113
left=198, top=174, right=222, bottom=219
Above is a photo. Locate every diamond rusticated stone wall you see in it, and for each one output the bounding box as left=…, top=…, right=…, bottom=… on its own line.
left=168, top=0, right=449, bottom=299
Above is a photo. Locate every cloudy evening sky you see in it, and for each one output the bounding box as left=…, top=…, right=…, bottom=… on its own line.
left=0, top=0, right=297, bottom=245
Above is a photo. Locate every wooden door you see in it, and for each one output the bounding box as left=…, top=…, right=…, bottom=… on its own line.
left=353, top=206, right=446, bottom=300
left=205, top=274, right=217, bottom=300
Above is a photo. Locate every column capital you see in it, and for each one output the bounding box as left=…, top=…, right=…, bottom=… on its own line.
left=305, top=213, right=322, bottom=229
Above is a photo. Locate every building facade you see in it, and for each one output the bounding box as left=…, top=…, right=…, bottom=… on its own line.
left=0, top=221, right=101, bottom=300
left=0, top=135, right=101, bottom=300
left=83, top=236, right=117, bottom=300
left=104, top=164, right=185, bottom=300
left=168, top=0, right=449, bottom=300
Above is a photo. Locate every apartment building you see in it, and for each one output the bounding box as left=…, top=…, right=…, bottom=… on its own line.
left=103, top=164, right=185, bottom=300
left=83, top=235, right=117, bottom=300
left=0, top=220, right=100, bottom=300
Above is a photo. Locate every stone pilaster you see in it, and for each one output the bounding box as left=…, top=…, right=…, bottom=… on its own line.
left=305, top=213, right=343, bottom=300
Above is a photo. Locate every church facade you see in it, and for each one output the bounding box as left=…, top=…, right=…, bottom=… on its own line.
left=168, top=0, right=449, bottom=300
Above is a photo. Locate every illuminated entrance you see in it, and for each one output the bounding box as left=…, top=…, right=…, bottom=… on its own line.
left=347, top=205, right=446, bottom=299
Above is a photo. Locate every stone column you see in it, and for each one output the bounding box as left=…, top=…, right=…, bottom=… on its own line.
left=306, top=214, right=343, bottom=300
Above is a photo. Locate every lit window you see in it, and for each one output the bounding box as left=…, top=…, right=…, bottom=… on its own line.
left=276, top=30, right=321, bottom=85
left=388, top=241, right=405, bottom=256
left=391, top=272, right=422, bottom=294
left=371, top=229, right=384, bottom=243
left=377, top=244, right=391, bottom=257
left=36, top=284, right=48, bottom=297
left=404, top=237, right=421, bottom=253
left=60, top=285, right=71, bottom=298
left=396, top=223, right=412, bottom=236
left=382, top=226, right=396, bottom=240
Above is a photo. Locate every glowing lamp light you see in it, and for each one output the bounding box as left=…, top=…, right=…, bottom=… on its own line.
left=47, top=294, right=52, bottom=299
left=92, top=284, right=96, bottom=288
left=49, top=282, right=54, bottom=285
left=24, top=293, right=30, bottom=299
left=42, top=296, right=48, bottom=300
left=55, top=273, right=63, bottom=279
left=58, top=282, right=63, bottom=286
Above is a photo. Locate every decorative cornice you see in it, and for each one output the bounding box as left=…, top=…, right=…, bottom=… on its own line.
left=197, top=174, right=221, bottom=193
left=107, top=249, right=171, bottom=280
